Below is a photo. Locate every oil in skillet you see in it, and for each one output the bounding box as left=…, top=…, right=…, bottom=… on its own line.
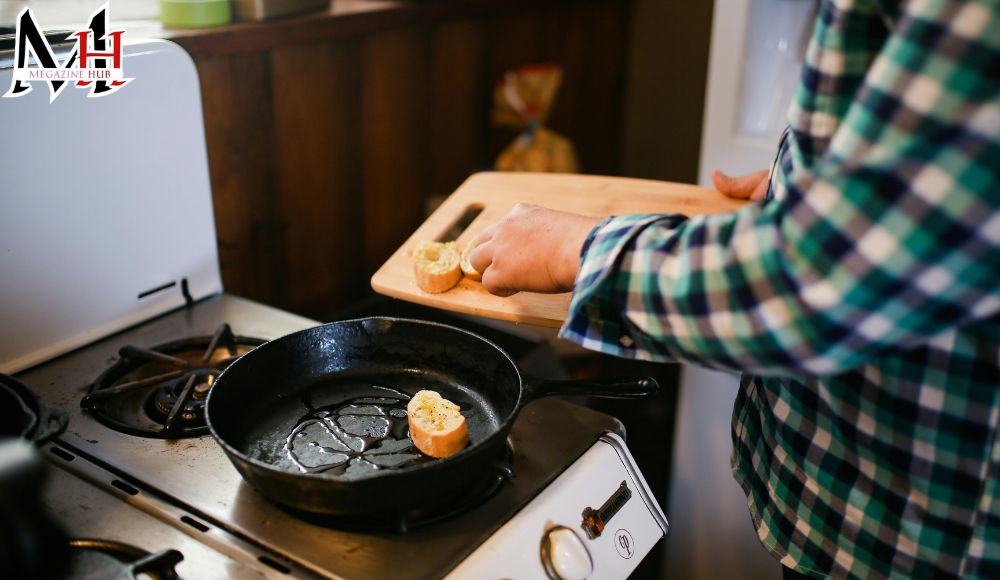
left=283, top=382, right=433, bottom=476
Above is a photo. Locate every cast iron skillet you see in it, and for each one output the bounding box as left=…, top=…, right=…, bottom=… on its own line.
left=206, top=317, right=656, bottom=516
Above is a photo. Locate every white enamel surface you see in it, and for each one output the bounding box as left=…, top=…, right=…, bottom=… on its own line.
left=0, top=40, right=222, bottom=373
left=447, top=437, right=666, bottom=579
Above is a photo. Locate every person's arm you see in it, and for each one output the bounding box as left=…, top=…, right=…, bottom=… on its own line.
left=557, top=0, right=1000, bottom=376
left=468, top=170, right=771, bottom=296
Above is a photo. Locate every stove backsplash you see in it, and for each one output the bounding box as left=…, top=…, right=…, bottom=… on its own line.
left=1, top=40, right=221, bottom=374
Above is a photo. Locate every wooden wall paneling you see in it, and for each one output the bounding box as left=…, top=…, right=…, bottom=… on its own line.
left=428, top=19, right=489, bottom=201
left=548, top=0, right=629, bottom=175
left=320, top=39, right=367, bottom=308
left=187, top=0, right=635, bottom=313
left=360, top=28, right=431, bottom=274
left=270, top=40, right=365, bottom=317
left=585, top=0, right=629, bottom=175
left=622, top=0, right=713, bottom=183
left=544, top=2, right=585, bottom=169
left=485, top=6, right=550, bottom=76
left=196, top=52, right=285, bottom=305
left=485, top=6, right=550, bottom=163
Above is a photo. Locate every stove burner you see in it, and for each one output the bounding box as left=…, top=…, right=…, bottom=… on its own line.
left=67, top=538, right=183, bottom=580
left=148, top=368, right=218, bottom=429
left=288, top=442, right=515, bottom=533
left=81, top=324, right=264, bottom=438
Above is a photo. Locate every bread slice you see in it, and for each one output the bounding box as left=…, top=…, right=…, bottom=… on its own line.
left=412, top=241, right=462, bottom=293
left=460, top=241, right=482, bottom=281
left=407, top=390, right=469, bottom=458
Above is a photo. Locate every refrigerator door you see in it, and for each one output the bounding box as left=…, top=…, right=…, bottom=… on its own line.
left=698, top=0, right=815, bottom=184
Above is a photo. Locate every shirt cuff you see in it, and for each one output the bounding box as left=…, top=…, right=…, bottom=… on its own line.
left=558, top=213, right=687, bottom=359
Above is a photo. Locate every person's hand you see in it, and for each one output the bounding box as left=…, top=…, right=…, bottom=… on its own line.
left=470, top=203, right=600, bottom=297
left=712, top=168, right=770, bottom=201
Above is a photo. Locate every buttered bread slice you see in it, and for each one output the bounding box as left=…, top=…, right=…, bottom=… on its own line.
left=407, top=390, right=469, bottom=458
left=412, top=241, right=462, bottom=293
left=460, top=240, right=482, bottom=281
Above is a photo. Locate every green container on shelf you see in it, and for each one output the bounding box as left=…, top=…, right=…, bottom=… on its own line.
left=160, top=0, right=232, bottom=28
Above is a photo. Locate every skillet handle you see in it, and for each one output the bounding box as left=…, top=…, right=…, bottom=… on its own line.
left=522, top=376, right=658, bottom=403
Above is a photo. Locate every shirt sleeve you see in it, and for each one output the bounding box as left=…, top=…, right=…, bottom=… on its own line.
left=559, top=0, right=1000, bottom=377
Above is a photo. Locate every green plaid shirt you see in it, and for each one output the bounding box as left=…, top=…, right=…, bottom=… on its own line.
left=560, top=1, right=1000, bottom=577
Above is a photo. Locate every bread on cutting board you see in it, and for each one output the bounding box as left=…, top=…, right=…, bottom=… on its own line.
left=373, top=173, right=746, bottom=328
left=412, top=241, right=462, bottom=294
left=407, top=390, right=469, bottom=458
left=460, top=241, right=482, bottom=281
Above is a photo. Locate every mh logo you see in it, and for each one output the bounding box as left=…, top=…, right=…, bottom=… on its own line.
left=3, top=3, right=132, bottom=102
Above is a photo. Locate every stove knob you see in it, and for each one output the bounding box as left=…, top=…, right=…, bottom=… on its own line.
left=541, top=525, right=592, bottom=580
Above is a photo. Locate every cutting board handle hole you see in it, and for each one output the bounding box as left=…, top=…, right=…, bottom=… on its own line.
left=436, top=203, right=484, bottom=242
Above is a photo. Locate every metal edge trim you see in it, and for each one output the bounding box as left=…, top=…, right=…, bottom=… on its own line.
left=598, top=432, right=669, bottom=535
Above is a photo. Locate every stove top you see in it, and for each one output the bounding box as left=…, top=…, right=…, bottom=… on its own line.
left=21, top=294, right=628, bottom=579
left=81, top=323, right=265, bottom=438
left=41, top=456, right=277, bottom=579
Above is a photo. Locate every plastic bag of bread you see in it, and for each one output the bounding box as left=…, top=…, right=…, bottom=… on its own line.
left=492, top=65, right=580, bottom=173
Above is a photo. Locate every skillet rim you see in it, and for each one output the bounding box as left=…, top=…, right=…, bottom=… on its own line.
left=205, top=316, right=525, bottom=484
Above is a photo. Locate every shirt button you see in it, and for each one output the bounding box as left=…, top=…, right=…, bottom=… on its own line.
left=619, top=335, right=634, bottom=348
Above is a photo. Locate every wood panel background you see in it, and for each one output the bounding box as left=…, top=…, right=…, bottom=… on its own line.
left=178, top=0, right=633, bottom=318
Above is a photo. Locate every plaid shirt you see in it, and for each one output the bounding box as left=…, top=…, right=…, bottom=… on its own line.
left=560, top=1, right=1000, bottom=577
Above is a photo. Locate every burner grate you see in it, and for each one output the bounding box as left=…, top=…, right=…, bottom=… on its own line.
left=81, top=324, right=264, bottom=438
left=67, top=538, right=183, bottom=580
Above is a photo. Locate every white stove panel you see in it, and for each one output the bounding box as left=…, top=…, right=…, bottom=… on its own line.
left=448, top=433, right=669, bottom=579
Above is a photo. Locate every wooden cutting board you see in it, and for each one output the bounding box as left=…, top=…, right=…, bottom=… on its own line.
left=371, top=172, right=746, bottom=328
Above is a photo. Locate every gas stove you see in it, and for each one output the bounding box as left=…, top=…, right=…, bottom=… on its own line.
left=1, top=38, right=667, bottom=579
left=20, top=295, right=666, bottom=578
